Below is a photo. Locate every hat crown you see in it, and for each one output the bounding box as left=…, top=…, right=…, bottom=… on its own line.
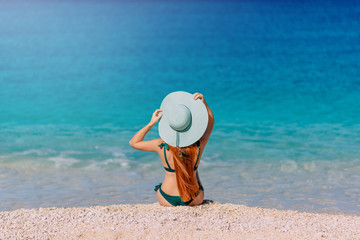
left=168, top=104, right=191, bottom=132
left=159, top=91, right=208, bottom=147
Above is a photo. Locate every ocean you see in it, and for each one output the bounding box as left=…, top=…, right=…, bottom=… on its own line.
left=1, top=0, right=360, bottom=215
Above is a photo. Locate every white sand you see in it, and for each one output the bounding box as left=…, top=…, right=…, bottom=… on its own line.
left=1, top=201, right=359, bottom=240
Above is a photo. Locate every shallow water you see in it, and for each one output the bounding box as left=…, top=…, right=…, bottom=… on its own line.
left=1, top=0, right=360, bottom=215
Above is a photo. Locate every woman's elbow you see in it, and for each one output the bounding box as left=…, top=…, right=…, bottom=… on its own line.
left=129, top=140, right=135, bottom=148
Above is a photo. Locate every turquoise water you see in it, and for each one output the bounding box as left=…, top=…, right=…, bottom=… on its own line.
left=1, top=0, right=360, bottom=214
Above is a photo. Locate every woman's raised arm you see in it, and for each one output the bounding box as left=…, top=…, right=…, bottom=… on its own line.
left=193, top=93, right=214, bottom=145
left=129, top=109, right=163, bottom=152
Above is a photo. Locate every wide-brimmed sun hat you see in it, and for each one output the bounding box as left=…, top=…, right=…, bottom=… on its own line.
left=158, top=91, right=209, bottom=147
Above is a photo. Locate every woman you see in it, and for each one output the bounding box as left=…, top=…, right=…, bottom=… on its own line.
left=129, top=92, right=214, bottom=206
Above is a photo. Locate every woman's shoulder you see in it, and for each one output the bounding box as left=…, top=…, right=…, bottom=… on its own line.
left=153, top=138, right=166, bottom=149
left=154, top=138, right=164, bottom=144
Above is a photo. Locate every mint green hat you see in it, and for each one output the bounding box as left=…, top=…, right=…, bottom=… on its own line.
left=158, top=91, right=208, bottom=147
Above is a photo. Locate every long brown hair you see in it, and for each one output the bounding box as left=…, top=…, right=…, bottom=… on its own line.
left=168, top=143, right=200, bottom=202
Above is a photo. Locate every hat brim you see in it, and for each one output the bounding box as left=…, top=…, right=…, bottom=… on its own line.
left=159, top=91, right=208, bottom=147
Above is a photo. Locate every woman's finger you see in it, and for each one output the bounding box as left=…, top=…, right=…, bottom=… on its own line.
left=154, top=109, right=162, bottom=117
left=193, top=93, right=203, bottom=100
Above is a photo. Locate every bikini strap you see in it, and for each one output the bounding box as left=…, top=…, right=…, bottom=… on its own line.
left=159, top=142, right=169, bottom=150
left=159, top=143, right=175, bottom=172
left=194, top=141, right=201, bottom=170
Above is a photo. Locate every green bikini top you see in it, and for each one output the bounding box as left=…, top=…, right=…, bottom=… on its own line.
left=158, top=141, right=201, bottom=173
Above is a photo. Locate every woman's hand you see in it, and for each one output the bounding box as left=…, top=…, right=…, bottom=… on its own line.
left=193, top=93, right=205, bottom=103
left=149, top=109, right=163, bottom=126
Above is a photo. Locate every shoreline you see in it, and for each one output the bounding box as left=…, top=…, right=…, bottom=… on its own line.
left=1, top=202, right=360, bottom=239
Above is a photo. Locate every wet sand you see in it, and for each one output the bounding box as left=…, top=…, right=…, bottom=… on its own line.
left=1, top=201, right=359, bottom=240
